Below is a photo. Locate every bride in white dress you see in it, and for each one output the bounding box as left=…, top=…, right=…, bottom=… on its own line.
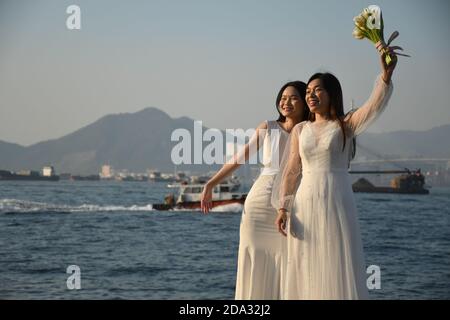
left=201, top=81, right=309, bottom=299
left=274, top=47, right=398, bottom=299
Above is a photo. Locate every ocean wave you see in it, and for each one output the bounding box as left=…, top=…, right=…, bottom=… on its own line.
left=0, top=198, right=154, bottom=214
left=171, top=203, right=243, bottom=213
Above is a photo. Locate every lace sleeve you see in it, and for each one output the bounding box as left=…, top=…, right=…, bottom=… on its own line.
left=271, top=122, right=304, bottom=212
left=345, top=74, right=393, bottom=136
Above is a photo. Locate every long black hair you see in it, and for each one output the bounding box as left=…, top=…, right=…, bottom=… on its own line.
left=275, top=81, right=310, bottom=123
left=307, top=72, right=355, bottom=157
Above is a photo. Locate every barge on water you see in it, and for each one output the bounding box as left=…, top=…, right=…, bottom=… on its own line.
left=0, top=166, right=59, bottom=182
left=350, top=169, right=429, bottom=194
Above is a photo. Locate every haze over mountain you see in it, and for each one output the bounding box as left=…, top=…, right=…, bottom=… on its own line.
left=0, top=107, right=449, bottom=175
left=0, top=107, right=205, bottom=175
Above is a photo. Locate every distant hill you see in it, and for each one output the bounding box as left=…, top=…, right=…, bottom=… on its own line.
left=356, top=124, right=450, bottom=159
left=0, top=107, right=220, bottom=174
left=0, top=107, right=449, bottom=174
left=0, top=140, right=27, bottom=166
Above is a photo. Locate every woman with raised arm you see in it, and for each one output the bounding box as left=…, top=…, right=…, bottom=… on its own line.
left=201, top=81, right=309, bottom=299
left=274, top=46, right=397, bottom=299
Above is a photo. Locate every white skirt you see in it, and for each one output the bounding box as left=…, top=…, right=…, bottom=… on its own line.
left=286, top=170, right=369, bottom=299
left=235, top=174, right=287, bottom=300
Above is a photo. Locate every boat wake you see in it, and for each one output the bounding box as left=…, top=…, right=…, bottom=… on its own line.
left=1, top=198, right=244, bottom=215
left=0, top=198, right=154, bottom=214
left=170, top=203, right=243, bottom=213
left=210, top=203, right=244, bottom=213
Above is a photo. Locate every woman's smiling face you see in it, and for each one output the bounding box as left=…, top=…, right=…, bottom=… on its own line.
left=306, top=79, right=331, bottom=115
left=279, top=86, right=304, bottom=119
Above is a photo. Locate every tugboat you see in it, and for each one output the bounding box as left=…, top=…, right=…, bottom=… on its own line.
left=351, top=169, right=429, bottom=194
left=153, top=176, right=247, bottom=211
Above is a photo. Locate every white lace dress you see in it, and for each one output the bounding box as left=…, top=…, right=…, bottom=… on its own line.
left=278, top=74, right=393, bottom=299
left=235, top=120, right=289, bottom=299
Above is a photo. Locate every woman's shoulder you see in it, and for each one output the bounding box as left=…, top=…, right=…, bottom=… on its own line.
left=293, top=121, right=308, bottom=131
left=342, top=111, right=354, bottom=122
left=256, top=120, right=269, bottom=130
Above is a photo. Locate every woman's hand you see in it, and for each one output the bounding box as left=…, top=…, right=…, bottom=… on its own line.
left=201, top=182, right=213, bottom=214
left=380, top=45, right=398, bottom=84
left=275, top=209, right=288, bottom=237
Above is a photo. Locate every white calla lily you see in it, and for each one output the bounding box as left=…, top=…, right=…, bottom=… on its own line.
left=352, top=5, right=409, bottom=65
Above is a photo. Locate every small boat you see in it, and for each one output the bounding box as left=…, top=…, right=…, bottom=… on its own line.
left=153, top=177, right=247, bottom=211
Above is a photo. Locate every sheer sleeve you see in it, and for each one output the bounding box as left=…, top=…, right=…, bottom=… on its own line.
left=345, top=74, right=394, bottom=136
left=271, top=122, right=304, bottom=212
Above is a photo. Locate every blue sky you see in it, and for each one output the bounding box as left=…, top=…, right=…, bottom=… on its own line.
left=0, top=0, right=449, bottom=145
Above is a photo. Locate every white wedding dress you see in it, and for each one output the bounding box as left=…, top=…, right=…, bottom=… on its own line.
left=235, top=120, right=289, bottom=300
left=276, top=74, right=393, bottom=299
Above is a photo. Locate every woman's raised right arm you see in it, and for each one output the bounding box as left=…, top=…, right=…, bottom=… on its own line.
left=201, top=121, right=268, bottom=213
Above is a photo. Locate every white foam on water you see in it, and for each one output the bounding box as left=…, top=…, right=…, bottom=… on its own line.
left=0, top=198, right=243, bottom=214
left=210, top=203, right=244, bottom=213
left=171, top=203, right=243, bottom=213
left=0, top=198, right=154, bottom=213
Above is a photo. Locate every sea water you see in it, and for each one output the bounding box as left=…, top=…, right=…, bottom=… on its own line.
left=0, top=181, right=448, bottom=299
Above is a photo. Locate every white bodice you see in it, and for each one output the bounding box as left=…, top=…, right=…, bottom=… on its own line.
left=300, top=121, right=352, bottom=173
left=260, top=120, right=290, bottom=176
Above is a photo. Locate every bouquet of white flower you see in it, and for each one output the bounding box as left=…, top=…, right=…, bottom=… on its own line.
left=353, top=5, right=409, bottom=65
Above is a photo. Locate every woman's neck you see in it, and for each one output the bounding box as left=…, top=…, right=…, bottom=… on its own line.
left=314, top=112, right=331, bottom=123
left=282, top=116, right=302, bottom=132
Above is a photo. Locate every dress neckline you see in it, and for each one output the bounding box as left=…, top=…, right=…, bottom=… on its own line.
left=310, top=119, right=336, bottom=125
left=307, top=120, right=340, bottom=130
left=275, top=121, right=291, bottom=134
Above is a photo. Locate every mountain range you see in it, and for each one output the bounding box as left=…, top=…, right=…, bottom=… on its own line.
left=0, top=107, right=449, bottom=175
